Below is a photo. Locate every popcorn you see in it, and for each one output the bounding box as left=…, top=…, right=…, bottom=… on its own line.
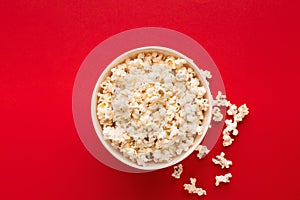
left=172, top=164, right=183, bottom=179
left=223, top=119, right=238, bottom=136
left=184, top=178, right=206, bottom=196
left=227, top=103, right=249, bottom=123
left=200, top=69, right=212, bottom=83
left=194, top=86, right=206, bottom=98
left=215, top=173, right=232, bottom=186
left=222, top=119, right=238, bottom=147
left=212, top=106, right=223, bottom=122
left=196, top=99, right=210, bottom=111
left=96, top=51, right=210, bottom=166
left=212, top=91, right=248, bottom=147
left=195, top=145, right=210, bottom=159
left=223, top=134, right=234, bottom=147
left=212, top=152, right=232, bottom=169
left=227, top=104, right=237, bottom=116
left=213, top=91, right=227, bottom=107
left=175, top=67, right=189, bottom=82
left=238, top=104, right=249, bottom=117
left=175, top=58, right=187, bottom=67
left=235, top=104, right=249, bottom=122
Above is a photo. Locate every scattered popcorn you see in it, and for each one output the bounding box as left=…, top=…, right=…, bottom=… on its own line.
left=96, top=51, right=211, bottom=166
left=238, top=104, right=249, bottom=117
left=212, top=152, right=232, bottom=169
left=215, top=173, right=232, bottom=186
left=195, top=145, right=210, bottom=159
left=235, top=104, right=249, bottom=123
left=172, top=164, right=183, bottom=179
left=222, top=119, right=238, bottom=147
left=184, top=178, right=207, bottom=196
left=223, top=103, right=250, bottom=147
left=227, top=104, right=237, bottom=116
left=212, top=106, right=223, bottom=122
left=212, top=90, right=250, bottom=147
left=213, top=91, right=227, bottom=107
left=222, top=134, right=234, bottom=147
left=227, top=102, right=249, bottom=123
left=223, top=119, right=238, bottom=136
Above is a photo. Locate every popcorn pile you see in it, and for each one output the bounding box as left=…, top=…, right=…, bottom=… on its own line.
left=96, top=51, right=210, bottom=166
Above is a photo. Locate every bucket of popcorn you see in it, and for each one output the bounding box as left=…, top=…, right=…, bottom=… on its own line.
left=91, top=46, right=213, bottom=171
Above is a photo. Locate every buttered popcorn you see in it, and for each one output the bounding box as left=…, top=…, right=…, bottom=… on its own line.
left=96, top=52, right=210, bottom=166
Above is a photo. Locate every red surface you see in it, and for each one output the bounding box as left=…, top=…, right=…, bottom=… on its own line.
left=0, top=0, right=299, bottom=199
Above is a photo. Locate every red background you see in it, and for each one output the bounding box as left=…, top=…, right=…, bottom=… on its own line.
left=1, top=0, right=299, bottom=199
